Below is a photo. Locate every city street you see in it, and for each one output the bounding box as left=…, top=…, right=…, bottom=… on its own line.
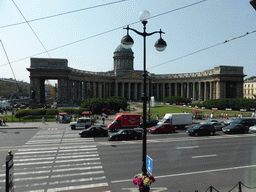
left=1, top=123, right=256, bottom=191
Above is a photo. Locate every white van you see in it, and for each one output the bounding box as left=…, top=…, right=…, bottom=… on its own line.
left=158, top=113, right=193, bottom=129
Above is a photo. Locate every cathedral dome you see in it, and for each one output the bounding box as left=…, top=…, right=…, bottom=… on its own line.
left=113, top=44, right=134, bottom=72
left=114, top=44, right=133, bottom=53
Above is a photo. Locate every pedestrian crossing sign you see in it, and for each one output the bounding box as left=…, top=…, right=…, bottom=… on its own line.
left=147, top=155, right=153, bottom=175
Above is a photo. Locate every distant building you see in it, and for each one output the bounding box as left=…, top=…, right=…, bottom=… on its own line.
left=244, top=79, right=256, bottom=99
left=0, top=78, right=30, bottom=99
left=27, top=44, right=245, bottom=104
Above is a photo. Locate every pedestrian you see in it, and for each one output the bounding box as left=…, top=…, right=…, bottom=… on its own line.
left=2, top=117, right=6, bottom=126
left=102, top=115, right=105, bottom=124
left=156, top=113, right=159, bottom=120
left=42, top=116, right=45, bottom=124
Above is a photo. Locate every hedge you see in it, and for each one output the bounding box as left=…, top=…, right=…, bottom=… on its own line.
left=164, top=96, right=191, bottom=105
left=202, top=98, right=256, bottom=110
left=15, top=108, right=88, bottom=118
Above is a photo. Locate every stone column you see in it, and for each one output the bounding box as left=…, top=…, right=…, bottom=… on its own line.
left=187, top=83, right=190, bottom=99
left=109, top=83, right=112, bottom=97
left=169, top=83, right=171, bottom=96
left=210, top=81, right=213, bottom=100
left=93, top=82, right=97, bottom=98
left=237, top=82, right=243, bottom=98
left=174, top=83, right=177, bottom=96
left=220, top=81, right=226, bottom=98
left=204, top=82, right=207, bottom=101
left=193, top=82, right=196, bottom=101
left=58, top=78, right=69, bottom=102
left=181, top=83, right=184, bottom=97
left=156, top=83, right=159, bottom=100
left=30, top=77, right=40, bottom=103
left=99, top=82, right=102, bottom=98
left=198, top=82, right=201, bottom=101
left=216, top=81, right=220, bottom=99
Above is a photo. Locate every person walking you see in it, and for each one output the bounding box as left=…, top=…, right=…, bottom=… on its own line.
left=156, top=113, right=159, bottom=120
left=42, top=116, right=45, bottom=124
left=2, top=117, right=5, bottom=126
left=102, top=115, right=105, bottom=124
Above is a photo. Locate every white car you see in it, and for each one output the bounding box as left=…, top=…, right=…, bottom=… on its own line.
left=69, top=118, right=92, bottom=130
left=249, top=125, right=256, bottom=132
left=200, top=119, right=219, bottom=124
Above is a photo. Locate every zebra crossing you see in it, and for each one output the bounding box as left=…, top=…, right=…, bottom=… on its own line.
left=0, top=128, right=111, bottom=192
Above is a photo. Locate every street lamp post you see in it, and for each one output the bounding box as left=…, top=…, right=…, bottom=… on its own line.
left=121, top=10, right=167, bottom=178
left=250, top=0, right=256, bottom=10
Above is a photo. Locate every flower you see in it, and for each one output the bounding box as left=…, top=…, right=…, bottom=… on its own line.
left=132, top=173, right=155, bottom=188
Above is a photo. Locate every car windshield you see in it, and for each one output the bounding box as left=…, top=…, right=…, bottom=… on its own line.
left=117, top=130, right=124, bottom=134
left=225, top=124, right=237, bottom=128
left=160, top=118, right=167, bottom=123
left=192, top=124, right=202, bottom=129
left=154, top=124, right=162, bottom=128
left=231, top=119, right=242, bottom=123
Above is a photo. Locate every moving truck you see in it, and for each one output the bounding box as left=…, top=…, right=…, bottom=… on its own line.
left=107, top=112, right=140, bottom=131
left=157, top=113, right=193, bottom=129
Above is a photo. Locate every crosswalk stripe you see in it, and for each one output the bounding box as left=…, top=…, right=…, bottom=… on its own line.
left=46, top=182, right=109, bottom=192
left=0, top=128, right=110, bottom=192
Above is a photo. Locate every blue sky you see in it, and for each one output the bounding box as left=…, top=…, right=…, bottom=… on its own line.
left=0, top=0, right=255, bottom=84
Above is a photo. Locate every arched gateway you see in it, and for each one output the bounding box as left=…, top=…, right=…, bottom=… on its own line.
left=27, top=45, right=245, bottom=104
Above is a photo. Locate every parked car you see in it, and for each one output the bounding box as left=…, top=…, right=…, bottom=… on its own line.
left=222, top=124, right=249, bottom=134
left=210, top=122, right=225, bottom=131
left=149, top=123, right=175, bottom=134
left=249, top=125, right=256, bottom=132
left=19, top=105, right=27, bottom=109
left=224, top=117, right=241, bottom=126
left=69, top=117, right=92, bottom=130
left=140, top=119, right=159, bottom=128
left=79, top=126, right=108, bottom=137
left=186, top=124, right=215, bottom=136
left=200, top=119, right=219, bottom=124
left=108, top=129, right=142, bottom=141
left=225, top=118, right=256, bottom=127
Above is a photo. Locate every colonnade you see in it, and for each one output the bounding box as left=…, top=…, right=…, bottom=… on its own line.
left=56, top=79, right=240, bottom=102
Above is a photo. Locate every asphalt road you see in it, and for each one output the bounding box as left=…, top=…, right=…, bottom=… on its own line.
left=1, top=124, right=256, bottom=191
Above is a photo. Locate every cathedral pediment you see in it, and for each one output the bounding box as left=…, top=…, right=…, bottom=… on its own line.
left=116, top=71, right=143, bottom=80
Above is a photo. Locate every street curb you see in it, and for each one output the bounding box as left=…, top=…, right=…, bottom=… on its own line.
left=0, top=127, right=39, bottom=129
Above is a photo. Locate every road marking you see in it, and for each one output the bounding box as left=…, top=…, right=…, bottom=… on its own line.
left=112, top=164, right=256, bottom=183
left=46, top=182, right=109, bottom=192
left=192, top=154, right=217, bottom=158
left=176, top=146, right=199, bottom=149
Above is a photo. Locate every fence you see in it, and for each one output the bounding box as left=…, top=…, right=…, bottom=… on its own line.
left=187, top=182, right=256, bottom=192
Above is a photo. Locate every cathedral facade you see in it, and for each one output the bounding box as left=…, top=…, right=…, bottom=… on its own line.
left=27, top=44, right=245, bottom=104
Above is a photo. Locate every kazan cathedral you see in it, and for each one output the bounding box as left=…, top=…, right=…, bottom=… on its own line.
left=27, top=44, right=245, bottom=104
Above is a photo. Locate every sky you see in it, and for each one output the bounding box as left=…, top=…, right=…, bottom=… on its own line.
left=0, top=0, right=256, bottom=84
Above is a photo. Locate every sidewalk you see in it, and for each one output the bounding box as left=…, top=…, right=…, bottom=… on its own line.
left=0, top=118, right=114, bottom=129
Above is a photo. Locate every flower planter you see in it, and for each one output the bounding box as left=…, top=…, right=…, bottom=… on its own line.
left=139, top=186, right=150, bottom=192
left=132, top=173, right=155, bottom=191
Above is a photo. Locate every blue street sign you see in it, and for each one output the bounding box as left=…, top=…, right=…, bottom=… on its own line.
left=147, top=155, right=153, bottom=175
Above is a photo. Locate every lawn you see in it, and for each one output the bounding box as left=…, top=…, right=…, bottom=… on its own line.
left=133, top=103, right=254, bottom=119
